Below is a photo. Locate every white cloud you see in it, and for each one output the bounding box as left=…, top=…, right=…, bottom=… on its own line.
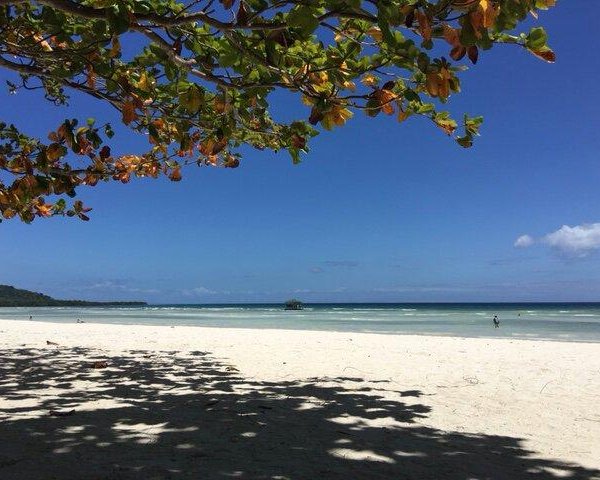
left=543, top=223, right=600, bottom=257
left=514, top=223, right=600, bottom=257
left=182, top=286, right=218, bottom=296
left=294, top=288, right=312, bottom=294
left=514, top=234, right=534, bottom=248
left=371, top=286, right=473, bottom=293
left=85, top=280, right=127, bottom=289
left=79, top=280, right=159, bottom=294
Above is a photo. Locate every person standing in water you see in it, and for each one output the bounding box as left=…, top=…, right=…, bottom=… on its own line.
left=493, top=315, right=500, bottom=328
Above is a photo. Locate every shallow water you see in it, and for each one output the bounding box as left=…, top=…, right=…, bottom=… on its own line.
left=2, top=303, right=600, bottom=343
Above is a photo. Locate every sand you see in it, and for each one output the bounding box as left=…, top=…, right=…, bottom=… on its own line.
left=0, top=319, right=599, bottom=479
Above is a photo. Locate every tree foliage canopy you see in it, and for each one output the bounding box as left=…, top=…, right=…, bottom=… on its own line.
left=0, top=284, right=147, bottom=305
left=0, top=0, right=555, bottom=222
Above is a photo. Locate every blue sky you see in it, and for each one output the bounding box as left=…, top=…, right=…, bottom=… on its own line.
left=2, top=3, right=600, bottom=303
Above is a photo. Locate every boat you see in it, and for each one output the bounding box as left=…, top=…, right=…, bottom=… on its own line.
left=284, top=299, right=304, bottom=310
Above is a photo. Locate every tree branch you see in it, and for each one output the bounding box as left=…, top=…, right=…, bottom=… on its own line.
left=131, top=26, right=241, bottom=90
left=0, top=55, right=123, bottom=111
left=35, top=0, right=285, bottom=31
left=35, top=0, right=377, bottom=32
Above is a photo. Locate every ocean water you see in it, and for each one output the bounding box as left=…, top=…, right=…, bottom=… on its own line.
left=2, top=303, right=600, bottom=343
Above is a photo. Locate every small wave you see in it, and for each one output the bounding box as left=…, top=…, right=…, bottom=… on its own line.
left=347, top=309, right=386, bottom=312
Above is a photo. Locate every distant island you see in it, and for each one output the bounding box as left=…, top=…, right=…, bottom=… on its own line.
left=0, top=285, right=147, bottom=307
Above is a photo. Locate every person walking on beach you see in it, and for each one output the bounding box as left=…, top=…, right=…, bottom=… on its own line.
left=493, top=315, right=500, bottom=328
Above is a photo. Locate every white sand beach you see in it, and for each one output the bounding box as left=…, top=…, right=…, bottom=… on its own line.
left=0, top=319, right=599, bottom=479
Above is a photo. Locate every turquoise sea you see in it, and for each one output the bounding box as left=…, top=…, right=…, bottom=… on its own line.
left=2, top=303, right=600, bottom=343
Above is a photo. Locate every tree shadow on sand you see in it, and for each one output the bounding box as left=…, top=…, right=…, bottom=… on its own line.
left=0, top=346, right=598, bottom=480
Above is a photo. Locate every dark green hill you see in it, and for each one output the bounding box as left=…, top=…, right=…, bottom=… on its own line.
left=0, top=285, right=147, bottom=307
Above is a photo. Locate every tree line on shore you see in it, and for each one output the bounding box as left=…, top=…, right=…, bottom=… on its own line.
left=0, top=285, right=147, bottom=307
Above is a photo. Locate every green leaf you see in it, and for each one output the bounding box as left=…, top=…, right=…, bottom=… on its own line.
left=287, top=7, right=320, bottom=35
left=93, top=20, right=108, bottom=35
left=104, top=124, right=114, bottom=138
left=179, top=85, right=204, bottom=113
left=365, top=97, right=380, bottom=117
left=219, top=45, right=239, bottom=67
left=456, top=135, right=473, bottom=148
left=289, top=147, right=302, bottom=164
left=526, top=27, right=548, bottom=50
left=265, top=40, right=281, bottom=66
left=416, top=103, right=434, bottom=114
left=106, top=5, right=130, bottom=34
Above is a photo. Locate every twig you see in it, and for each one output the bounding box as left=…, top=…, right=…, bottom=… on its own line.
left=539, top=381, right=552, bottom=394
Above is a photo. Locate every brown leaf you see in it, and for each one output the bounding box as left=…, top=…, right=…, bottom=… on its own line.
left=467, top=45, right=479, bottom=64
left=224, top=155, right=240, bottom=168
left=321, top=105, right=353, bottom=129
left=361, top=74, right=379, bottom=87
left=211, top=138, right=227, bottom=155
left=438, top=76, right=450, bottom=99
left=443, top=24, right=460, bottom=46
left=309, top=107, right=323, bottom=125
left=237, top=1, right=248, bottom=24
left=213, top=97, right=230, bottom=113
left=169, top=166, right=182, bottom=181
left=57, top=124, right=68, bottom=141
left=367, top=27, right=383, bottom=42
left=113, top=171, right=130, bottom=183
left=425, top=72, right=439, bottom=97
left=86, top=65, right=96, bottom=89
left=450, top=45, right=466, bottom=61
left=83, top=174, right=99, bottom=186
left=381, top=80, right=396, bottom=91
left=46, top=143, right=63, bottom=162
left=130, top=93, right=144, bottom=109
left=373, top=89, right=397, bottom=115
left=172, top=38, right=182, bottom=55
left=34, top=202, right=53, bottom=217
left=199, top=138, right=227, bottom=156
left=99, top=145, right=111, bottom=160
left=121, top=101, right=138, bottom=125
left=415, top=10, right=432, bottom=42
left=291, top=134, right=306, bottom=149
left=469, top=0, right=498, bottom=36
left=108, top=36, right=121, bottom=58
left=530, top=48, right=556, bottom=63
left=397, top=110, right=411, bottom=122
left=480, top=0, right=498, bottom=28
